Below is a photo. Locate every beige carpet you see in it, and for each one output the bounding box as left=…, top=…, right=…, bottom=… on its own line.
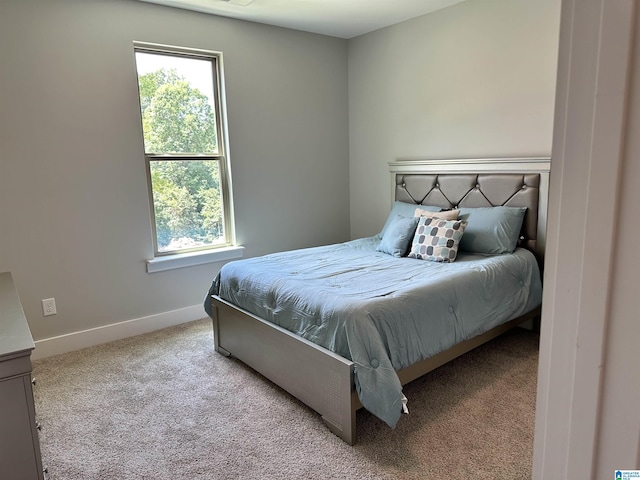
left=33, top=319, right=538, bottom=479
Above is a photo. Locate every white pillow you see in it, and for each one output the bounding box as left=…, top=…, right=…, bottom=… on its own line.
left=415, top=208, right=459, bottom=220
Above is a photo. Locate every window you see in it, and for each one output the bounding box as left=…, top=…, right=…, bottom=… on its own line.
left=134, top=43, right=235, bottom=259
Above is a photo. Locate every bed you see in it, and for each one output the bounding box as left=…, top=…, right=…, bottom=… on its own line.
left=205, top=157, right=550, bottom=445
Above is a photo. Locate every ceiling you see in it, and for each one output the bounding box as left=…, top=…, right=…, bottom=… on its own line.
left=137, top=0, right=466, bottom=39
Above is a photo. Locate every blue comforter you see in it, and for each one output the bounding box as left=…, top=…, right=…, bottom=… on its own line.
left=205, top=236, right=542, bottom=428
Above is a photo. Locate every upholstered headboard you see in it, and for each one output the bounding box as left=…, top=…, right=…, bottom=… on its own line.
left=389, top=158, right=550, bottom=260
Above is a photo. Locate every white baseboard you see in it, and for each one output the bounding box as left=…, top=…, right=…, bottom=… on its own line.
left=32, top=304, right=207, bottom=360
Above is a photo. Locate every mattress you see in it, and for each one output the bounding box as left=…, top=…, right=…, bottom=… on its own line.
left=205, top=235, right=543, bottom=428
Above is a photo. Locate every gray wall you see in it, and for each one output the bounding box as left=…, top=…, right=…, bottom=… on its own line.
left=0, top=0, right=560, bottom=343
left=348, top=0, right=561, bottom=238
left=0, top=0, right=350, bottom=340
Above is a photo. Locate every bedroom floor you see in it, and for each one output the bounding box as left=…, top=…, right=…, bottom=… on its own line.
left=32, top=319, right=539, bottom=480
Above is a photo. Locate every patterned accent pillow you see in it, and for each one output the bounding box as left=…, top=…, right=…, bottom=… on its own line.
left=408, top=217, right=467, bottom=263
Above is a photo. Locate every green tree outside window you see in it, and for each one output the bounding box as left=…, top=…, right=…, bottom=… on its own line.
left=136, top=60, right=225, bottom=252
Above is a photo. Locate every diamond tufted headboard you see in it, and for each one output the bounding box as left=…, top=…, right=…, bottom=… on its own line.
left=389, top=158, right=551, bottom=261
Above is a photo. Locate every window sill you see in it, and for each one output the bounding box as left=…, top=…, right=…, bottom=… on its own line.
left=146, top=245, right=244, bottom=273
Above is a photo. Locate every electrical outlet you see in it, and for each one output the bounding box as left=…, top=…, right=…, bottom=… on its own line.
left=42, top=298, right=57, bottom=316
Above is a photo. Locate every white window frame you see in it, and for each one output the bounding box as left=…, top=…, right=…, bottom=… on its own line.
left=134, top=42, right=242, bottom=272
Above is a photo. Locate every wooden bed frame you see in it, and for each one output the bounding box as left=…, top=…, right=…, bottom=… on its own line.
left=210, top=157, right=550, bottom=445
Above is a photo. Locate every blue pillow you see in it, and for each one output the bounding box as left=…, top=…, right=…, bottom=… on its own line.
left=376, top=215, right=420, bottom=257
left=380, top=202, right=439, bottom=237
left=457, top=206, right=527, bottom=254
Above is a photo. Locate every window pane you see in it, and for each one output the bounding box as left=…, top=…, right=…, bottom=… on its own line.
left=150, top=160, right=225, bottom=252
left=135, top=52, right=218, bottom=154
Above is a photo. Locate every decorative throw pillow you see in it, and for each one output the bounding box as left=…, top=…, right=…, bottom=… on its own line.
left=408, top=217, right=467, bottom=263
left=415, top=208, right=459, bottom=220
left=380, top=202, right=440, bottom=237
left=376, top=215, right=420, bottom=257
left=457, top=206, right=527, bottom=254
